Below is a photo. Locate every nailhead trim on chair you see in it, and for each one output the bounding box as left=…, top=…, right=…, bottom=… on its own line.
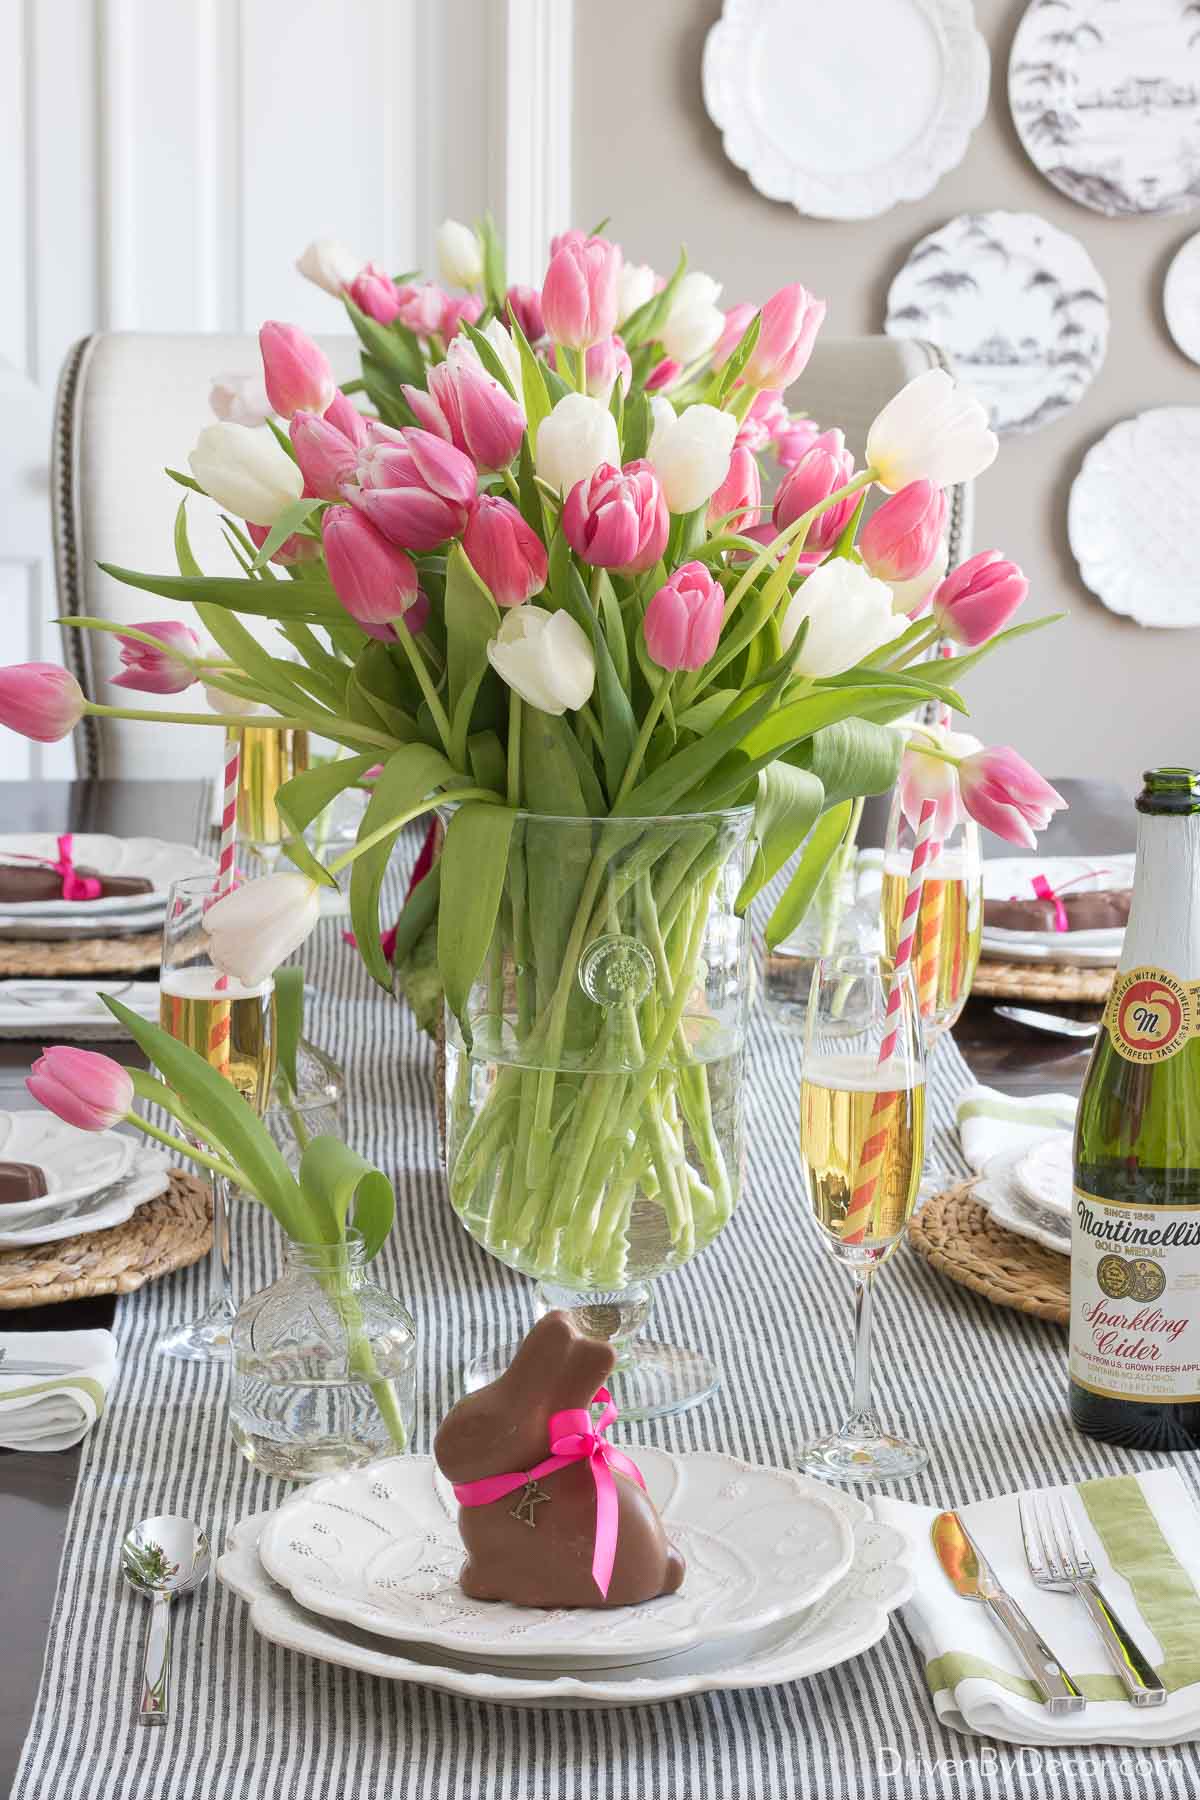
left=51, top=334, right=102, bottom=779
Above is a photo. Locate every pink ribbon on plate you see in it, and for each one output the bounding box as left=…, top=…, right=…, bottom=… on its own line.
left=1030, top=874, right=1068, bottom=932
left=4, top=835, right=102, bottom=903
left=451, top=1385, right=646, bottom=1599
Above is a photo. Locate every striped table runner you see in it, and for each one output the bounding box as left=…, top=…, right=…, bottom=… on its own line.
left=13, top=865, right=1200, bottom=1800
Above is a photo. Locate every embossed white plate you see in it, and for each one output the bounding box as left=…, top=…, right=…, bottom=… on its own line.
left=220, top=1500, right=910, bottom=1707
left=0, top=1148, right=171, bottom=1246
left=1014, top=1133, right=1074, bottom=1219
left=256, top=1448, right=856, bottom=1665
left=1069, top=408, right=1200, bottom=628
left=0, top=1109, right=134, bottom=1211
left=977, top=1147, right=1070, bottom=1257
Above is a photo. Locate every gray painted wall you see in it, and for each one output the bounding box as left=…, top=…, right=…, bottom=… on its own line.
left=573, top=0, right=1200, bottom=794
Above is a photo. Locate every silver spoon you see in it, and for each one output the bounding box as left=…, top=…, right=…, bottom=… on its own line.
left=121, top=1515, right=210, bottom=1727
left=994, top=1005, right=1099, bottom=1040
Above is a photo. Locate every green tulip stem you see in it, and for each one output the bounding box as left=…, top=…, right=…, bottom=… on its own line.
left=720, top=468, right=876, bottom=626
left=391, top=626, right=454, bottom=754
left=127, top=1112, right=248, bottom=1190
left=507, top=694, right=523, bottom=807
left=325, top=788, right=500, bottom=877
left=614, top=668, right=673, bottom=807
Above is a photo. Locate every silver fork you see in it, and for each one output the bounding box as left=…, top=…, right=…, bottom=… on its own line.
left=1019, top=1491, right=1167, bottom=1708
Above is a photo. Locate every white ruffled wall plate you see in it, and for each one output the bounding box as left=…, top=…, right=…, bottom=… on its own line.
left=702, top=0, right=990, bottom=221
left=1069, top=408, right=1200, bottom=628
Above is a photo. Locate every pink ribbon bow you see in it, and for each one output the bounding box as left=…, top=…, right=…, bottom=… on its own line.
left=1030, top=874, right=1068, bottom=933
left=4, top=835, right=102, bottom=903
left=451, top=1385, right=646, bottom=1599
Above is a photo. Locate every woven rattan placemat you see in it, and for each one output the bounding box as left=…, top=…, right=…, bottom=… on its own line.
left=0, top=932, right=161, bottom=978
left=909, top=1179, right=1068, bottom=1326
left=973, top=958, right=1113, bottom=1004
left=0, top=1170, right=211, bottom=1309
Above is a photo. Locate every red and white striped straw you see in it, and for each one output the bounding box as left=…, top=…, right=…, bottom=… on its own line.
left=211, top=728, right=241, bottom=1005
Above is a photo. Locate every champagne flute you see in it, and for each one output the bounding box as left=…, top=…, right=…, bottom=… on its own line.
left=798, top=952, right=928, bottom=1481
left=237, top=725, right=309, bottom=867
left=156, top=875, right=277, bottom=1362
left=881, top=786, right=982, bottom=1046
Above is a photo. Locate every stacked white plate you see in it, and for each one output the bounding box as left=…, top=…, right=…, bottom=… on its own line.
left=0, top=980, right=160, bottom=1041
left=218, top=1448, right=912, bottom=1706
left=0, top=1110, right=170, bottom=1247
left=980, top=855, right=1134, bottom=969
left=976, top=1133, right=1072, bottom=1256
left=0, top=835, right=215, bottom=941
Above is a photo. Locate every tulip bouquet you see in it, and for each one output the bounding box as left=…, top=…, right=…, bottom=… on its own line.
left=0, top=216, right=1059, bottom=1296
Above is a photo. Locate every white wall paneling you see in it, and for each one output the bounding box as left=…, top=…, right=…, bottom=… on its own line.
left=489, top=0, right=574, bottom=283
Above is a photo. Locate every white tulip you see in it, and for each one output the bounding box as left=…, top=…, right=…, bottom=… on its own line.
left=436, top=217, right=484, bottom=290
left=447, top=319, right=525, bottom=415
left=866, top=368, right=998, bottom=495
left=887, top=541, right=948, bottom=617
left=295, top=237, right=363, bottom=297
left=617, top=262, right=658, bottom=325
left=647, top=395, right=676, bottom=463
left=660, top=270, right=725, bottom=363
left=188, top=423, right=303, bottom=527
left=486, top=605, right=595, bottom=716
left=202, top=871, right=322, bottom=989
left=671, top=271, right=723, bottom=312
left=780, top=560, right=907, bottom=678
left=535, top=392, right=620, bottom=493
left=202, top=686, right=269, bottom=718
left=209, top=371, right=272, bottom=429
left=648, top=403, right=738, bottom=514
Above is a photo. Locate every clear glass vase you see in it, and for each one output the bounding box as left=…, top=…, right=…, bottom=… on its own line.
left=444, top=807, right=753, bottom=1420
left=229, top=1234, right=416, bottom=1482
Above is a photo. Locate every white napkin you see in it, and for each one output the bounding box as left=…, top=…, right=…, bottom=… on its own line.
left=876, top=1471, right=1200, bottom=1747
left=0, top=1329, right=117, bottom=1450
left=957, top=1083, right=1076, bottom=1174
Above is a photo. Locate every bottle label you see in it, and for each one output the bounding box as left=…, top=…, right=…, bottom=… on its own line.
left=1071, top=1188, right=1200, bottom=1403
left=1103, top=965, right=1200, bottom=1064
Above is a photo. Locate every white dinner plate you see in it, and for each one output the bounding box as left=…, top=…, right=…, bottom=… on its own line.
left=1164, top=230, right=1200, bottom=365
left=0, top=980, right=159, bottom=1040
left=219, top=1500, right=912, bottom=1708
left=0, top=1110, right=135, bottom=1211
left=976, top=1147, right=1070, bottom=1257
left=0, top=908, right=166, bottom=942
left=257, top=1449, right=856, bottom=1665
left=0, top=835, right=214, bottom=917
left=0, top=1149, right=171, bottom=1246
left=1014, top=1133, right=1074, bottom=1220
left=1070, top=409, right=1200, bottom=630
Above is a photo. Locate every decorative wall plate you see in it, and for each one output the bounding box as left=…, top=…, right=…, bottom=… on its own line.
left=219, top=1506, right=913, bottom=1709
left=1164, top=230, right=1200, bottom=362
left=702, top=0, right=989, bottom=221
left=256, top=1448, right=856, bottom=1665
left=1069, top=407, right=1200, bottom=627
left=1010, top=0, right=1200, bottom=217
left=885, top=212, right=1108, bottom=435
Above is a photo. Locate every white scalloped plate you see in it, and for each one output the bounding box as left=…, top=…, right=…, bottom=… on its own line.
left=977, top=1147, right=1070, bottom=1257
left=0, top=1149, right=171, bottom=1246
left=0, top=835, right=214, bottom=917
left=703, top=0, right=989, bottom=221
left=0, top=1109, right=134, bottom=1210
left=256, top=1448, right=855, bottom=1665
left=1014, top=1133, right=1073, bottom=1220
left=1069, top=408, right=1200, bottom=628
left=219, top=1502, right=911, bottom=1708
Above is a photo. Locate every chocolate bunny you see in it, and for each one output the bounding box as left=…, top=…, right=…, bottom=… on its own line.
left=434, top=1312, right=685, bottom=1608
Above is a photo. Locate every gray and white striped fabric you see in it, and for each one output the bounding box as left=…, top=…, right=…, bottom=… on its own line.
left=13, top=870, right=1200, bottom=1800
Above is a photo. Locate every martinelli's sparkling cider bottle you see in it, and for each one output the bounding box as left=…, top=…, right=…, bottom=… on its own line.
left=1070, top=769, right=1200, bottom=1449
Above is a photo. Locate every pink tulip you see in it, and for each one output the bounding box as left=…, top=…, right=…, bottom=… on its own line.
left=710, top=302, right=759, bottom=371
left=439, top=292, right=483, bottom=341
left=321, top=506, right=420, bottom=633
left=348, top=263, right=402, bottom=324
left=644, top=357, right=682, bottom=393
left=585, top=335, right=632, bottom=401
left=259, top=321, right=336, bottom=419
left=323, top=388, right=367, bottom=446
left=462, top=496, right=548, bottom=608
left=707, top=444, right=762, bottom=533
left=290, top=410, right=362, bottom=500
left=0, top=664, right=85, bottom=742
left=775, top=417, right=822, bottom=469
left=110, top=622, right=201, bottom=695
left=541, top=233, right=622, bottom=350
left=744, top=283, right=826, bottom=390
left=899, top=729, right=979, bottom=838
left=734, top=389, right=787, bottom=453
left=506, top=284, right=545, bottom=342
left=932, top=550, right=1029, bottom=647
left=396, top=282, right=449, bottom=339
left=549, top=228, right=588, bottom=258
left=245, top=521, right=322, bottom=567
left=772, top=429, right=857, bottom=551
left=958, top=747, right=1067, bottom=850
left=859, top=480, right=948, bottom=583
left=402, top=358, right=524, bottom=472
left=27, top=1046, right=133, bottom=1132
left=354, top=425, right=477, bottom=551
left=562, top=459, right=668, bottom=574
left=643, top=562, right=724, bottom=672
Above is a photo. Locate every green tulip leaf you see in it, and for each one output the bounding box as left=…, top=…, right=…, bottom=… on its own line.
left=764, top=799, right=855, bottom=951
left=249, top=498, right=322, bottom=570
left=348, top=742, right=460, bottom=990
left=790, top=718, right=903, bottom=810
left=298, top=1135, right=395, bottom=1260
left=444, top=543, right=500, bottom=728
left=273, top=965, right=305, bottom=1097
left=736, top=762, right=825, bottom=913
left=438, top=801, right=517, bottom=1038
left=97, top=563, right=346, bottom=624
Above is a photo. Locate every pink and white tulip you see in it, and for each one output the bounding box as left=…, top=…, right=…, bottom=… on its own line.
left=27, top=1046, right=133, bottom=1132
left=585, top=335, right=632, bottom=402
left=958, top=747, right=1067, bottom=849
left=541, top=233, right=622, bottom=350
left=932, top=550, right=1029, bottom=646
left=772, top=429, right=857, bottom=551
left=898, top=728, right=982, bottom=837
left=396, top=283, right=449, bottom=339
left=402, top=356, right=524, bottom=472
left=643, top=563, right=724, bottom=671
left=707, top=444, right=762, bottom=534
left=188, top=421, right=303, bottom=526
left=290, top=410, right=363, bottom=500
left=506, top=284, right=545, bottom=343
left=111, top=622, right=201, bottom=695
left=202, top=871, right=322, bottom=988
left=867, top=368, right=998, bottom=493
left=259, top=322, right=336, bottom=420
left=438, top=293, right=483, bottom=342
left=859, top=480, right=947, bottom=583
left=354, top=425, right=477, bottom=551
left=349, top=264, right=403, bottom=324
left=463, top=497, right=548, bottom=608
left=562, top=460, right=668, bottom=575
left=0, top=665, right=85, bottom=743
left=296, top=238, right=363, bottom=297
left=321, top=506, right=421, bottom=635
left=209, top=371, right=272, bottom=428
left=744, top=283, right=826, bottom=390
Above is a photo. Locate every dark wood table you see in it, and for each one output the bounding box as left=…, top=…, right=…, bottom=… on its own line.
left=0, top=777, right=1133, bottom=1796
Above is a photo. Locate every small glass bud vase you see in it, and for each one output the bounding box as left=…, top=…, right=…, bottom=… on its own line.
left=230, top=1233, right=416, bottom=1482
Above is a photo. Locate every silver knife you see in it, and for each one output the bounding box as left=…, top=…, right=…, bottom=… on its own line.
left=932, top=1511, right=1086, bottom=1713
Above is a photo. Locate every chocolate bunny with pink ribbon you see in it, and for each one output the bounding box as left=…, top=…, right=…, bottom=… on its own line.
left=434, top=1312, right=686, bottom=1608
